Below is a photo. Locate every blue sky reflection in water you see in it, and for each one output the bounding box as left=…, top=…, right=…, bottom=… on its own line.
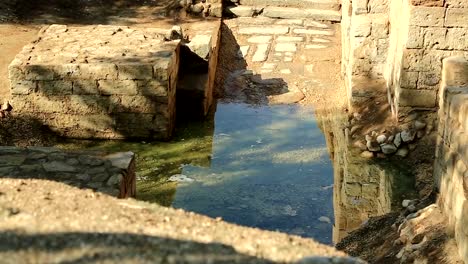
left=171, top=103, right=335, bottom=244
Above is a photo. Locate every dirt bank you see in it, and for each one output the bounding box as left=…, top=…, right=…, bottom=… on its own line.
left=0, top=178, right=352, bottom=263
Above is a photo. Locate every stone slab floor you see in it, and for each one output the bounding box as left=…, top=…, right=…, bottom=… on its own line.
left=221, top=17, right=346, bottom=110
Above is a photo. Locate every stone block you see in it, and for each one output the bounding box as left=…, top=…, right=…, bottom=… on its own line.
left=445, top=28, right=468, bottom=50
left=402, top=49, right=424, bottom=71
left=23, top=65, right=55, bottom=81
left=226, top=6, right=256, bottom=17
left=442, top=57, right=468, bottom=87
left=21, top=95, right=67, bottom=113
left=420, top=50, right=450, bottom=72
left=401, top=71, right=419, bottom=88
left=247, top=36, right=273, bottom=44
left=109, top=96, right=168, bottom=114
left=53, top=64, right=81, bottom=79
left=98, top=80, right=139, bottom=95
left=399, top=88, right=437, bottom=107
left=275, top=43, right=297, bottom=52
left=406, top=26, right=424, bottom=49
left=293, top=28, right=334, bottom=36
left=153, top=60, right=174, bottom=83
left=368, top=0, right=389, bottom=13
left=11, top=81, right=36, bottom=95
left=371, top=15, right=389, bottom=38
left=117, top=64, right=153, bottom=80
left=351, top=15, right=372, bottom=37
left=423, top=27, right=448, bottom=49
left=79, top=64, right=118, bottom=80
left=239, top=0, right=341, bottom=10
left=276, top=36, right=304, bottom=42
left=445, top=8, right=468, bottom=27
left=67, top=95, right=110, bottom=114
left=38, top=80, right=73, bottom=95
left=411, top=0, right=444, bottom=6
left=445, top=0, right=468, bottom=8
left=186, top=34, right=213, bottom=60
left=137, top=80, right=168, bottom=97
left=409, top=6, right=445, bottom=27
left=262, top=7, right=341, bottom=21
left=72, top=80, right=99, bottom=95
left=277, top=19, right=305, bottom=26
left=252, top=44, right=270, bottom=62
left=352, top=37, right=377, bottom=59
left=239, top=26, right=290, bottom=35
left=418, top=71, right=440, bottom=89
left=352, top=0, right=369, bottom=14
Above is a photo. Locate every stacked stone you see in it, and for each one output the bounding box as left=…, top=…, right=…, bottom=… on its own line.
left=0, top=146, right=136, bottom=198
left=434, top=57, right=468, bottom=262
left=387, top=0, right=468, bottom=115
left=341, top=0, right=390, bottom=103
left=9, top=25, right=180, bottom=140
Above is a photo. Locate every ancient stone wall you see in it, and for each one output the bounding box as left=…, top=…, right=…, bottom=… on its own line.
left=434, top=57, right=468, bottom=262
left=386, top=0, right=468, bottom=116
left=9, top=25, right=180, bottom=140
left=341, top=0, right=390, bottom=103
left=0, top=146, right=136, bottom=198
left=343, top=0, right=468, bottom=116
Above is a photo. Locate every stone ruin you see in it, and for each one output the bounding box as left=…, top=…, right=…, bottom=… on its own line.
left=8, top=23, right=220, bottom=139
left=0, top=146, right=136, bottom=198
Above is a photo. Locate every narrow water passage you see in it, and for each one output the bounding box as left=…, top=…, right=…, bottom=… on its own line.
left=171, top=103, right=335, bottom=244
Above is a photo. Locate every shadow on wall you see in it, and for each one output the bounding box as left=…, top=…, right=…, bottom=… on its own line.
left=0, top=231, right=273, bottom=263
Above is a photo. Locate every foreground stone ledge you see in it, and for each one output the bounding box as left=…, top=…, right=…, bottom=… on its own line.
left=0, top=146, right=136, bottom=198
left=9, top=25, right=180, bottom=140
left=0, top=178, right=364, bottom=263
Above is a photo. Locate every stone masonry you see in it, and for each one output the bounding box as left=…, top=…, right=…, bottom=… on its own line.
left=386, top=0, right=468, bottom=116
left=9, top=25, right=180, bottom=139
left=342, top=0, right=468, bottom=116
left=341, top=0, right=390, bottom=103
left=0, top=146, right=136, bottom=198
left=434, top=57, right=468, bottom=262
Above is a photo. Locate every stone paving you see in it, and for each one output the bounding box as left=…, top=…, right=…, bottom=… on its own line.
left=0, top=146, right=136, bottom=198
left=223, top=17, right=341, bottom=105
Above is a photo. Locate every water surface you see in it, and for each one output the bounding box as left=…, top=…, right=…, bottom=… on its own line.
left=57, top=102, right=417, bottom=245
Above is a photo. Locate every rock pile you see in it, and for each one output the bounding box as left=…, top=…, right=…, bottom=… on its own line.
left=351, top=117, right=431, bottom=159
left=179, top=0, right=212, bottom=16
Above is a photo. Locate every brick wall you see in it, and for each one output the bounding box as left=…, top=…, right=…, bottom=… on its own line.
left=434, top=57, right=468, bottom=262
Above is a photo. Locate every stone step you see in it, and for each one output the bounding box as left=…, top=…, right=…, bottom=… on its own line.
left=238, top=0, right=341, bottom=11
left=227, top=6, right=341, bottom=21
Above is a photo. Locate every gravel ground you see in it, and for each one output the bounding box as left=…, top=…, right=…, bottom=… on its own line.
left=0, top=178, right=350, bottom=263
